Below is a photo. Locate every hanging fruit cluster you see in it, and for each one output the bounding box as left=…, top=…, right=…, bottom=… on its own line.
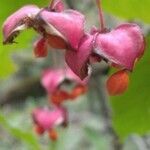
left=2, top=0, right=145, bottom=141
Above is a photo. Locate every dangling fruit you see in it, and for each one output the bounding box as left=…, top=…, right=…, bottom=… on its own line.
left=70, top=85, right=87, bottom=99
left=50, top=90, right=70, bottom=105
left=48, top=129, right=58, bottom=141
left=106, top=70, right=129, bottom=95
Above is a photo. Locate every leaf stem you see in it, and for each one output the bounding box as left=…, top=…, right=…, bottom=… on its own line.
left=50, top=0, right=55, bottom=9
left=96, top=0, right=105, bottom=31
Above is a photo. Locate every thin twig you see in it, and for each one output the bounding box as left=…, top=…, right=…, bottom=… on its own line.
left=96, top=0, right=105, bottom=30
left=49, top=0, right=55, bottom=9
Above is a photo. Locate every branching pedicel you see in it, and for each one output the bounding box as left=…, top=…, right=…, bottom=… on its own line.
left=2, top=0, right=145, bottom=141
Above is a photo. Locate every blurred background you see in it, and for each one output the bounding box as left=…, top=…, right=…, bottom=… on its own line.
left=0, top=0, right=150, bottom=150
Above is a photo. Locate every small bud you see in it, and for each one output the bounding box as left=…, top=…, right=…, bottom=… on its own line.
left=106, top=70, right=129, bottom=95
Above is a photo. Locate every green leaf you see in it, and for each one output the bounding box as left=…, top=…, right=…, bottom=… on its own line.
left=10, top=128, right=40, bottom=150
left=0, top=113, right=9, bottom=127
left=0, top=112, right=40, bottom=150
left=0, top=0, right=49, bottom=78
left=111, top=35, right=150, bottom=139
left=0, top=31, right=35, bottom=77
left=84, top=127, right=110, bottom=150
left=102, top=0, right=150, bottom=23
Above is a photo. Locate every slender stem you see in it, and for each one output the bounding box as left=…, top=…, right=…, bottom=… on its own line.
left=96, top=0, right=105, bottom=30
left=50, top=0, right=55, bottom=9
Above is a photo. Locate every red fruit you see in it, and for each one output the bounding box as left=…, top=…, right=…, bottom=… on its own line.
left=34, top=125, right=45, bottom=135
left=106, top=70, right=129, bottom=96
left=34, top=38, right=48, bottom=57
left=70, top=85, right=87, bottom=99
left=48, top=129, right=58, bottom=141
left=51, top=90, right=70, bottom=105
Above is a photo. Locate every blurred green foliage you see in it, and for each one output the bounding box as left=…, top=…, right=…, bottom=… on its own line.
left=101, top=0, right=150, bottom=139
left=1, top=0, right=150, bottom=148
left=84, top=127, right=111, bottom=149
left=0, top=112, right=41, bottom=150
left=111, top=35, right=150, bottom=139
left=0, top=98, right=112, bottom=150
left=0, top=0, right=49, bottom=77
left=102, top=0, right=150, bottom=23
